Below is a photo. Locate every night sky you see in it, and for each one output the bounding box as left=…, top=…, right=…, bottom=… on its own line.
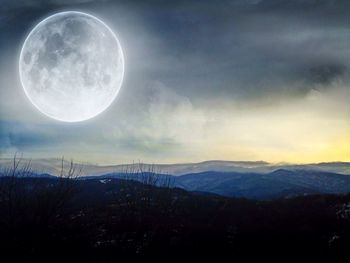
left=1, top=0, right=350, bottom=164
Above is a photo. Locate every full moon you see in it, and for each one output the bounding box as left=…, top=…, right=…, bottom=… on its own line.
left=19, top=11, right=124, bottom=122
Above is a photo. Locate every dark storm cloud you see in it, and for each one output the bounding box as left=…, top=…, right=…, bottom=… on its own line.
left=162, top=0, right=350, bottom=98
left=307, top=64, right=347, bottom=85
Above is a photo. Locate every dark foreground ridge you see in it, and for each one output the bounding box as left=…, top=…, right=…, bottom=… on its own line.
left=0, top=175, right=349, bottom=261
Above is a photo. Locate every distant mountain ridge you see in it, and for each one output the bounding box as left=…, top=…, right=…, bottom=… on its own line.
left=1, top=158, right=350, bottom=176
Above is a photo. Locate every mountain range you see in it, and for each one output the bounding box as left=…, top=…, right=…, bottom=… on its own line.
left=1, top=158, right=350, bottom=200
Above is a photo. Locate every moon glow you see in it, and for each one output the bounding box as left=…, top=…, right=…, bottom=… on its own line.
left=19, top=11, right=124, bottom=122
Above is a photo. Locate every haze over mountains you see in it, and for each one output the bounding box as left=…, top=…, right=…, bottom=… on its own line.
left=1, top=158, right=350, bottom=176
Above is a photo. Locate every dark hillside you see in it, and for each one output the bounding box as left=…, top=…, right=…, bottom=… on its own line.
left=0, top=176, right=349, bottom=261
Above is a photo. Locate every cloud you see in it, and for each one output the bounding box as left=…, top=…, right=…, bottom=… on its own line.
left=307, top=64, right=347, bottom=85
left=148, top=83, right=207, bottom=144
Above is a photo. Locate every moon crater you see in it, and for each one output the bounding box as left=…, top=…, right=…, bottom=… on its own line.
left=19, top=11, right=124, bottom=122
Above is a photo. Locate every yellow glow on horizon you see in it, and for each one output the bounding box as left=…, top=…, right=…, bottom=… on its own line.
left=182, top=87, right=350, bottom=165
left=206, top=139, right=350, bottom=165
